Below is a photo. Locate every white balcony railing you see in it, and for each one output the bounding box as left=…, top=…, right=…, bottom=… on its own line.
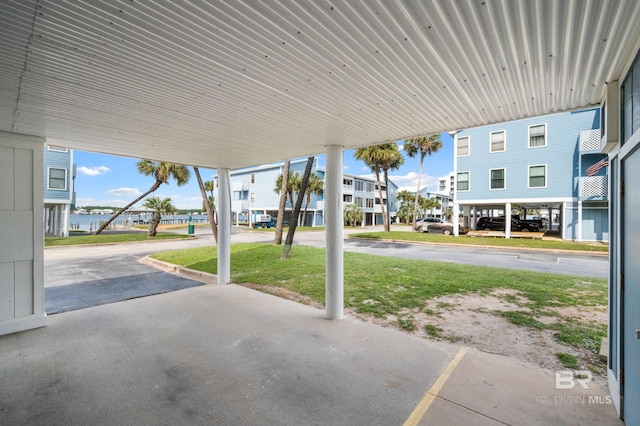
left=343, top=185, right=354, bottom=194
left=231, top=200, right=249, bottom=212
left=232, top=181, right=249, bottom=191
left=578, top=175, right=608, bottom=199
left=579, top=129, right=601, bottom=151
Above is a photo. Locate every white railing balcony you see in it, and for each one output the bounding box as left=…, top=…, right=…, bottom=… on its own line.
left=579, top=129, right=601, bottom=152
left=578, top=175, right=608, bottom=199
left=343, top=185, right=354, bottom=194
left=232, top=200, right=249, bottom=212
left=316, top=201, right=324, bottom=210
left=232, top=181, right=249, bottom=191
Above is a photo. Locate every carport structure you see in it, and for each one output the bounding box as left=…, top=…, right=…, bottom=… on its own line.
left=1, top=1, right=640, bottom=421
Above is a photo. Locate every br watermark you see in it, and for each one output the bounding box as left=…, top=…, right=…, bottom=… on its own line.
left=535, top=370, right=612, bottom=405
left=555, top=370, right=592, bottom=390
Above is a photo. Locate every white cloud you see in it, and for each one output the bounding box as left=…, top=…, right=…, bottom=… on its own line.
left=77, top=165, right=110, bottom=176
left=389, top=172, right=437, bottom=192
left=107, top=187, right=141, bottom=197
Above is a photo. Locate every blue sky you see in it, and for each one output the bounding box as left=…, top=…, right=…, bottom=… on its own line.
left=73, top=132, right=454, bottom=210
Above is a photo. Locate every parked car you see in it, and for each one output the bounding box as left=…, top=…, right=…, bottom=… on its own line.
left=427, top=222, right=468, bottom=236
left=476, top=217, right=540, bottom=232
left=414, top=217, right=443, bottom=232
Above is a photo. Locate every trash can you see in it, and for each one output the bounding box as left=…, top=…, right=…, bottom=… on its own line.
left=188, top=214, right=194, bottom=235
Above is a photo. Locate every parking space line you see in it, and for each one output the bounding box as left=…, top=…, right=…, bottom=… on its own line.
left=403, top=346, right=468, bottom=426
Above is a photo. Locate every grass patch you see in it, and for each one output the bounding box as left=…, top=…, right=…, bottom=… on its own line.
left=497, top=311, right=546, bottom=329
left=45, top=232, right=191, bottom=247
left=350, top=231, right=608, bottom=253
left=152, top=244, right=607, bottom=317
left=557, top=352, right=579, bottom=369
left=424, top=324, right=443, bottom=338
left=398, top=318, right=416, bottom=331
left=152, top=243, right=607, bottom=359
left=551, top=322, right=606, bottom=354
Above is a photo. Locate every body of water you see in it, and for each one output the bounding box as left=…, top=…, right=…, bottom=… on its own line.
left=69, top=213, right=209, bottom=232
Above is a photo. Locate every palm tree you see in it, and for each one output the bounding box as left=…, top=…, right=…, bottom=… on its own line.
left=143, top=196, right=175, bottom=237
left=344, top=204, right=364, bottom=227
left=274, top=161, right=290, bottom=245
left=274, top=171, right=301, bottom=208
left=419, top=196, right=442, bottom=218
left=396, top=190, right=415, bottom=205
left=282, top=157, right=314, bottom=259
left=403, top=134, right=443, bottom=232
left=355, top=143, right=403, bottom=231
left=194, top=167, right=217, bottom=243
left=93, top=160, right=190, bottom=235
left=301, top=172, right=324, bottom=227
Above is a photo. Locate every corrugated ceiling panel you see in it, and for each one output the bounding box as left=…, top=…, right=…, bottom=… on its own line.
left=0, top=0, right=639, bottom=168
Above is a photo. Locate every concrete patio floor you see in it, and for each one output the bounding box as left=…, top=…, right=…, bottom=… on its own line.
left=0, top=284, right=622, bottom=425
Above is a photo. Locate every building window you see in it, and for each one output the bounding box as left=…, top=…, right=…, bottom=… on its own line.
left=366, top=182, right=374, bottom=192
left=48, top=168, right=67, bottom=190
left=622, top=49, right=640, bottom=144
left=250, top=173, right=255, bottom=184
left=354, top=180, right=364, bottom=191
left=457, top=172, right=469, bottom=191
left=343, top=178, right=353, bottom=186
left=343, top=194, right=353, bottom=203
left=457, top=136, right=470, bottom=156
left=490, top=131, right=505, bottom=152
left=366, top=198, right=374, bottom=208
left=529, top=165, right=546, bottom=188
left=529, top=124, right=546, bottom=148
left=47, top=146, right=69, bottom=153
left=354, top=196, right=363, bottom=207
left=490, top=168, right=505, bottom=190
left=250, top=192, right=255, bottom=203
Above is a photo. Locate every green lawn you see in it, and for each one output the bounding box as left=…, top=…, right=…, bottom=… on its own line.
left=348, top=230, right=609, bottom=253
left=152, top=243, right=607, bottom=355
left=45, top=232, right=192, bottom=247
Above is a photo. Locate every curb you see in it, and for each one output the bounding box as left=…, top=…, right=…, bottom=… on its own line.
left=346, top=235, right=609, bottom=257
left=139, top=256, right=218, bottom=284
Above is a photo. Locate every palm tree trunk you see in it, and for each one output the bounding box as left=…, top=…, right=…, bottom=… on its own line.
left=282, top=157, right=314, bottom=259
left=412, top=154, right=424, bottom=231
left=374, top=168, right=388, bottom=231
left=301, top=193, right=311, bottom=227
left=93, top=180, right=162, bottom=235
left=194, top=167, right=218, bottom=243
left=275, top=161, right=290, bottom=245
left=148, top=211, right=160, bottom=237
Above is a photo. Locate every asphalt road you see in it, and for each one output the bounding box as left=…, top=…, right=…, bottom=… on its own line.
left=44, top=226, right=608, bottom=314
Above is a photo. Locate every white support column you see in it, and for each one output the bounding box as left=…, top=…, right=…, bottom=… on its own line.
left=577, top=200, right=583, bottom=242
left=472, top=206, right=477, bottom=230
left=505, top=202, right=512, bottom=239
left=325, top=145, right=344, bottom=320
left=561, top=203, right=566, bottom=240
left=62, top=204, right=69, bottom=237
left=217, top=168, right=232, bottom=285
left=452, top=203, right=459, bottom=236
left=463, top=205, right=471, bottom=229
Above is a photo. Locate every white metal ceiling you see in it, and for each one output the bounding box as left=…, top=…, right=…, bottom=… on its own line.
left=1, top=0, right=639, bottom=168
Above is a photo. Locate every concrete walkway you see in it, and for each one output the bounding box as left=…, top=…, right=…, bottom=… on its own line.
left=0, top=285, right=621, bottom=425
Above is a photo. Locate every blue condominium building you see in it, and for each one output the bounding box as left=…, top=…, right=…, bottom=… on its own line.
left=220, top=158, right=398, bottom=227
left=43, top=144, right=75, bottom=237
left=454, top=107, right=608, bottom=241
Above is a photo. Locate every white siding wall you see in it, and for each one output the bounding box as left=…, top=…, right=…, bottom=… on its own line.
left=0, top=132, right=46, bottom=335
